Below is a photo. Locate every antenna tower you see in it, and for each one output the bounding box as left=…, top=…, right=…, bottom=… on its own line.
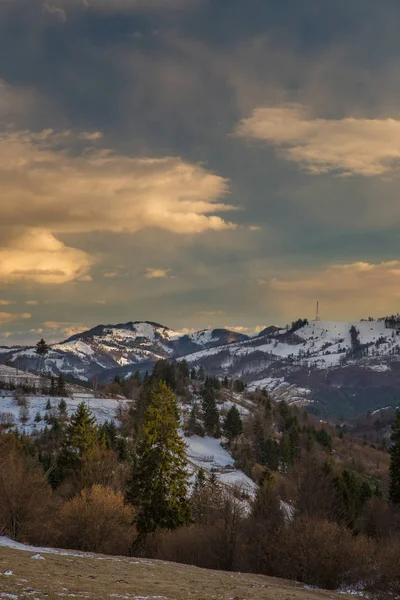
left=315, top=301, right=320, bottom=321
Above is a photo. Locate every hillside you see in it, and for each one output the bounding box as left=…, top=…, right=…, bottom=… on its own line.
left=0, top=539, right=356, bottom=600
left=1, top=318, right=400, bottom=418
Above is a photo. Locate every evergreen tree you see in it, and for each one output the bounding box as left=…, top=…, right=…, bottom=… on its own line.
left=223, top=405, right=243, bottom=442
left=36, top=338, right=49, bottom=357
left=234, top=379, right=246, bottom=393
left=50, top=377, right=57, bottom=396
left=45, top=399, right=52, bottom=410
left=190, top=368, right=197, bottom=380
left=58, top=398, right=67, bottom=415
left=129, top=381, right=191, bottom=534
left=186, top=404, right=205, bottom=437
left=201, top=384, right=220, bottom=437
left=198, top=365, right=205, bottom=381
left=390, top=410, right=400, bottom=503
left=57, top=373, right=67, bottom=397
left=66, top=402, right=99, bottom=458
left=35, top=338, right=49, bottom=374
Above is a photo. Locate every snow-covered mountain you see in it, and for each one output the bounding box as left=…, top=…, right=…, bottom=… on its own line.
left=2, top=318, right=400, bottom=418
left=0, top=321, right=248, bottom=382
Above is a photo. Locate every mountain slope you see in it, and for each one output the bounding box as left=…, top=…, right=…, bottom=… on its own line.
left=0, top=541, right=354, bottom=600
left=1, top=318, right=400, bottom=417
left=0, top=321, right=249, bottom=382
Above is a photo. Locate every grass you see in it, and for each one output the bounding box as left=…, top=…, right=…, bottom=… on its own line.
left=0, top=546, right=355, bottom=600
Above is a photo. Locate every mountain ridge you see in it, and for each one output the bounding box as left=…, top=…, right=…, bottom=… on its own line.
left=1, top=318, right=400, bottom=418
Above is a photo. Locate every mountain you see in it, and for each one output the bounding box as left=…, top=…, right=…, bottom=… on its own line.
left=0, top=321, right=249, bottom=382
left=2, top=318, right=400, bottom=418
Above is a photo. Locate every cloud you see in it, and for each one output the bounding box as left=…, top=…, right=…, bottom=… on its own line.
left=0, top=300, right=16, bottom=306
left=0, top=230, right=93, bottom=284
left=43, top=3, right=67, bottom=21
left=0, top=312, right=31, bottom=327
left=0, top=124, right=237, bottom=284
left=144, top=268, right=172, bottom=279
left=25, top=300, right=39, bottom=305
left=0, top=128, right=234, bottom=235
left=269, top=260, right=400, bottom=319
left=236, top=104, right=400, bottom=177
left=224, top=324, right=267, bottom=335
left=42, top=321, right=87, bottom=339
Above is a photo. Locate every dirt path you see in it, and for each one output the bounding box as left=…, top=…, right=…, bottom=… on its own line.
left=0, top=546, right=356, bottom=600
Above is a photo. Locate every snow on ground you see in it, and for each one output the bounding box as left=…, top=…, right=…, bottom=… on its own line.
left=0, top=392, right=128, bottom=434
left=0, top=365, right=42, bottom=386
left=184, top=435, right=257, bottom=495
left=248, top=376, right=312, bottom=406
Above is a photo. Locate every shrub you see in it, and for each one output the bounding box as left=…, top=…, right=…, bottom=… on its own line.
left=0, top=435, right=55, bottom=543
left=57, top=485, right=135, bottom=555
left=277, top=517, right=375, bottom=590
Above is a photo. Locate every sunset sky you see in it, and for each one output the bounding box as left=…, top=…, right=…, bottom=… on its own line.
left=1, top=0, right=400, bottom=344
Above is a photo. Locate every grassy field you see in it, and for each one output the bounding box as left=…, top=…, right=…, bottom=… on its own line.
left=0, top=545, right=355, bottom=600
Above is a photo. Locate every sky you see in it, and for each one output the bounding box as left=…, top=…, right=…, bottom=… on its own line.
left=1, top=0, right=400, bottom=344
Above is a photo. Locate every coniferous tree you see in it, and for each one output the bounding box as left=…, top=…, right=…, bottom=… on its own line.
left=389, top=410, right=400, bottom=503
left=35, top=338, right=49, bottom=375
left=57, top=373, right=67, bottom=397
left=201, top=384, right=220, bottom=437
left=129, top=381, right=191, bottom=535
left=50, top=376, right=57, bottom=396
left=58, top=398, right=67, bottom=415
left=66, top=402, right=99, bottom=458
left=198, top=365, right=206, bottom=381
left=223, top=405, right=243, bottom=442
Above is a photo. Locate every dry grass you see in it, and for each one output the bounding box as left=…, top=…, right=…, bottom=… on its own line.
left=0, top=546, right=356, bottom=600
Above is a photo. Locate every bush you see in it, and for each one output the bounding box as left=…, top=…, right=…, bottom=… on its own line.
left=0, top=435, right=55, bottom=543
left=57, top=485, right=135, bottom=555
left=277, top=517, right=375, bottom=590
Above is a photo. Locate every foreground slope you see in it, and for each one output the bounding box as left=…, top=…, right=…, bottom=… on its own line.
left=0, top=541, right=354, bottom=600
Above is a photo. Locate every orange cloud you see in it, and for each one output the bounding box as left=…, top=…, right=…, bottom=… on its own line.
left=0, top=312, right=31, bottom=327
left=237, top=104, right=400, bottom=176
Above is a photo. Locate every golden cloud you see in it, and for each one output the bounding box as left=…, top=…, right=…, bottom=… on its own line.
left=270, top=260, right=400, bottom=319
left=236, top=104, right=400, bottom=176
left=0, top=312, right=31, bottom=326
left=144, top=268, right=172, bottom=279
left=0, top=126, right=236, bottom=284
left=0, top=230, right=94, bottom=284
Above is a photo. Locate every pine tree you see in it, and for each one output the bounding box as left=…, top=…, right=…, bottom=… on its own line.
left=201, top=384, right=220, bottom=437
left=389, top=410, right=400, bottom=503
left=223, top=406, right=243, bottom=442
left=50, top=377, right=57, bottom=396
left=66, top=402, right=99, bottom=458
left=35, top=338, right=49, bottom=374
left=129, top=381, right=191, bottom=535
left=198, top=365, right=206, bottom=381
left=36, top=338, right=49, bottom=357
left=57, top=373, right=67, bottom=397
left=58, top=398, right=67, bottom=415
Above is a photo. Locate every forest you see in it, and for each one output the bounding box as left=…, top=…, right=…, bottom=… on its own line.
left=1, top=359, right=400, bottom=598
